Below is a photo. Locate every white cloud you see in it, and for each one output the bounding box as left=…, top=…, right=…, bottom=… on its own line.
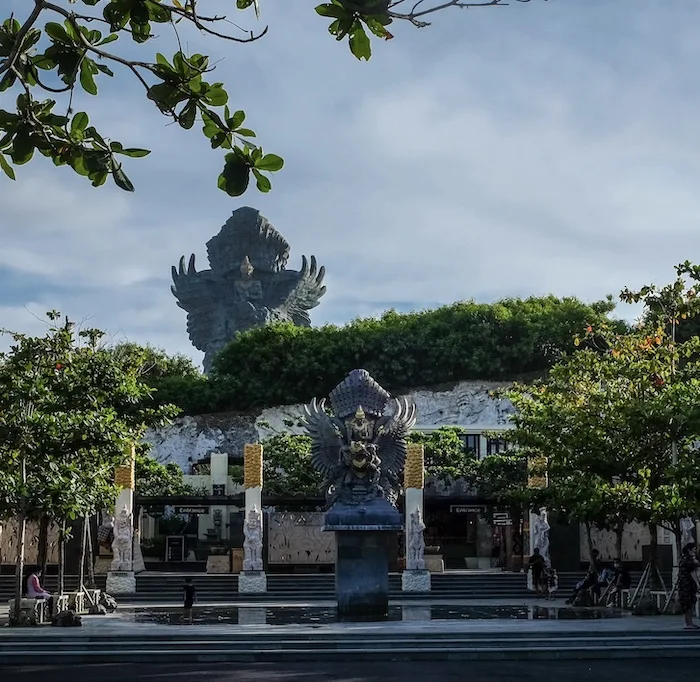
left=2, top=0, right=700, bottom=367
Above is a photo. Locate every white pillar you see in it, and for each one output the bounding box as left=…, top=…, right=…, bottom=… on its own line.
left=402, top=444, right=431, bottom=592
left=238, top=444, right=267, bottom=593
left=107, top=444, right=137, bottom=594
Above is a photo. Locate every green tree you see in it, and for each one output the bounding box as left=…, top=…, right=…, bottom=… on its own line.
left=259, top=433, right=322, bottom=498
left=407, top=427, right=478, bottom=483
left=0, top=0, right=531, bottom=194
left=503, top=266, right=700, bottom=580
left=135, top=443, right=198, bottom=497
left=0, top=313, right=177, bottom=623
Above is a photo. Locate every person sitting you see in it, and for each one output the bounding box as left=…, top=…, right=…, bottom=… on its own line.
left=26, top=567, right=53, bottom=615
left=528, top=548, right=547, bottom=597
left=566, top=549, right=603, bottom=605
left=604, top=558, right=631, bottom=606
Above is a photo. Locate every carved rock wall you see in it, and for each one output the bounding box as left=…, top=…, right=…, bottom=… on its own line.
left=267, top=512, right=336, bottom=565
left=145, top=380, right=514, bottom=470
left=0, top=519, right=60, bottom=565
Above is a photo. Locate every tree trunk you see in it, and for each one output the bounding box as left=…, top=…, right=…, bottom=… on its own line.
left=78, top=516, right=87, bottom=590
left=12, top=455, right=28, bottom=625
left=85, top=516, right=96, bottom=590
left=649, top=522, right=660, bottom=590
left=584, top=521, right=594, bottom=562
left=57, top=521, right=66, bottom=596
left=37, top=515, right=49, bottom=577
left=615, top=519, right=624, bottom=560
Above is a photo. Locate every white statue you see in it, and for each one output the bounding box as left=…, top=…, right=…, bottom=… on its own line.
left=681, top=517, right=695, bottom=547
left=243, top=506, right=263, bottom=572
left=110, top=506, right=133, bottom=571
left=407, top=507, right=426, bottom=571
left=532, top=508, right=551, bottom=567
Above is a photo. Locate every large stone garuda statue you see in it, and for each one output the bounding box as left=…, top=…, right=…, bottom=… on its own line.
left=303, top=369, right=416, bottom=508
left=171, top=207, right=327, bottom=373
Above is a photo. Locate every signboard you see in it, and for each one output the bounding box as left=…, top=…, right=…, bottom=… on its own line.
left=212, top=484, right=226, bottom=497
left=450, top=505, right=486, bottom=514
left=174, top=506, right=208, bottom=515
left=165, top=535, right=185, bottom=563
left=492, top=512, right=512, bottom=527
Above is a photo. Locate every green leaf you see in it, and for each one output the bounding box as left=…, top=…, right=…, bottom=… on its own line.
left=252, top=168, right=271, bottom=193
left=118, top=148, right=151, bottom=158
left=235, top=128, right=256, bottom=138
left=218, top=155, right=250, bottom=197
left=228, top=110, right=246, bottom=129
left=112, top=167, right=135, bottom=192
left=206, top=87, right=229, bottom=107
left=97, top=34, right=119, bottom=46
left=315, top=4, right=349, bottom=19
left=70, top=112, right=89, bottom=137
left=79, top=63, right=98, bottom=96
left=44, top=22, right=71, bottom=44
left=349, top=24, right=372, bottom=60
left=255, top=153, right=284, bottom=172
left=10, top=132, right=34, bottom=165
left=0, top=154, right=15, bottom=180
left=179, top=101, right=197, bottom=130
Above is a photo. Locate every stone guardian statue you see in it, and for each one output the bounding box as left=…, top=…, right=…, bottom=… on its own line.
left=407, top=507, right=426, bottom=571
left=243, top=506, right=264, bottom=572
left=110, top=507, right=133, bottom=571
left=532, top=508, right=551, bottom=567
left=171, top=207, right=327, bottom=373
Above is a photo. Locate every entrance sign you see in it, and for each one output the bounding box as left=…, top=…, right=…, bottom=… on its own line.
left=175, top=505, right=208, bottom=515
left=450, top=505, right=486, bottom=514
left=493, top=511, right=512, bottom=527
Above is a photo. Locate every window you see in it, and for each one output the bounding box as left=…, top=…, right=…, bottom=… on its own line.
left=486, top=436, right=509, bottom=456
left=460, top=434, right=481, bottom=458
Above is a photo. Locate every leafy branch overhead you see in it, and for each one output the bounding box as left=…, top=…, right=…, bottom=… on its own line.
left=0, top=0, right=536, bottom=195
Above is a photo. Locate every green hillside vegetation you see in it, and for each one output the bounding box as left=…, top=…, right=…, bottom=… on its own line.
left=147, top=295, right=620, bottom=415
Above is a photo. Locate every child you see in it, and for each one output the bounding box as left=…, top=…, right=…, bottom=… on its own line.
left=183, top=577, right=196, bottom=624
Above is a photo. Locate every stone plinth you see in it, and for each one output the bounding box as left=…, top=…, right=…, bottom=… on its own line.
left=425, top=555, right=444, bottom=573
left=106, top=571, right=136, bottom=595
left=231, top=548, right=244, bottom=574
left=207, top=555, right=231, bottom=573
left=94, top=556, right=112, bottom=575
left=402, top=570, right=431, bottom=592
left=238, top=571, right=267, bottom=593
left=325, top=499, right=403, bottom=620
left=207, top=554, right=231, bottom=573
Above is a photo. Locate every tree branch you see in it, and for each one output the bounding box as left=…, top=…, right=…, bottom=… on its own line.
left=0, top=0, right=44, bottom=76
left=389, top=0, right=536, bottom=28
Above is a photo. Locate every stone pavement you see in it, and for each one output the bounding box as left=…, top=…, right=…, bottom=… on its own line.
left=1, top=598, right=698, bottom=664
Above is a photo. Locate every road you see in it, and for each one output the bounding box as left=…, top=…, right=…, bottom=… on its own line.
left=2, top=659, right=699, bottom=682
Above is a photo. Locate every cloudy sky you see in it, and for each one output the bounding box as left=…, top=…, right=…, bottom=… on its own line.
left=2, top=0, right=699, bottom=367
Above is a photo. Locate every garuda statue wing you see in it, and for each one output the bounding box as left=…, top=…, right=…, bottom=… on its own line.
left=302, top=398, right=344, bottom=481
left=170, top=254, right=221, bottom=352
left=264, top=255, right=327, bottom=326
left=375, top=397, right=417, bottom=487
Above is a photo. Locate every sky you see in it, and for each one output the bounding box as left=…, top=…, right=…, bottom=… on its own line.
left=2, top=0, right=700, bottom=367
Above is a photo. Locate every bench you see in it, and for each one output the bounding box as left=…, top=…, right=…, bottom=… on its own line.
left=7, top=598, right=47, bottom=625
left=53, top=594, right=69, bottom=615
left=67, top=591, right=85, bottom=614
left=651, top=590, right=667, bottom=610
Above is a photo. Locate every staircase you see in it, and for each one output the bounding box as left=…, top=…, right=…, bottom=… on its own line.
left=126, top=571, right=589, bottom=603
left=1, top=571, right=660, bottom=604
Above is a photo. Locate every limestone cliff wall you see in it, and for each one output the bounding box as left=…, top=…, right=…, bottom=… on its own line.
left=144, top=380, right=516, bottom=470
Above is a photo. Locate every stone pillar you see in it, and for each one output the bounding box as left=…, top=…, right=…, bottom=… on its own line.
left=107, top=444, right=137, bottom=594
left=402, top=443, right=431, bottom=592
left=238, top=443, right=267, bottom=593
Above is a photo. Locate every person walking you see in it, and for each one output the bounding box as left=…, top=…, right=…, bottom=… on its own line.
left=183, top=577, right=196, bottom=624
left=678, top=542, right=700, bottom=630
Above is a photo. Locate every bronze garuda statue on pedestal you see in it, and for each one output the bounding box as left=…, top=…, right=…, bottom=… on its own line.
left=303, top=369, right=416, bottom=508
left=171, top=207, right=327, bottom=373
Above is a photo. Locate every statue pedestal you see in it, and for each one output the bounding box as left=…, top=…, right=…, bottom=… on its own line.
left=106, top=571, right=136, bottom=595
left=238, top=571, right=267, bottom=593
left=325, top=500, right=403, bottom=620
left=402, top=570, right=431, bottom=592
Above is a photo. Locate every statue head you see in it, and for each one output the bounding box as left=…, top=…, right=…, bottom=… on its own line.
left=355, top=406, right=365, bottom=421
left=240, top=256, right=254, bottom=279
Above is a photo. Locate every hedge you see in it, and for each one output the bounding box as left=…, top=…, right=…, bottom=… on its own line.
left=149, top=296, right=619, bottom=415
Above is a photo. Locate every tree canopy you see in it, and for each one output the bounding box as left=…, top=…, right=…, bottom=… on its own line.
left=0, top=0, right=539, bottom=195
left=148, top=295, right=618, bottom=415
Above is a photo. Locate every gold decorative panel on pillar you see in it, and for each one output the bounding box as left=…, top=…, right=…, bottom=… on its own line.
left=114, top=443, right=135, bottom=489
left=243, top=443, right=263, bottom=489
left=404, top=443, right=425, bottom=490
